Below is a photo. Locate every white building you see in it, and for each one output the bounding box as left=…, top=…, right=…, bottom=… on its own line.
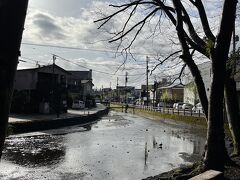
left=183, top=61, right=212, bottom=105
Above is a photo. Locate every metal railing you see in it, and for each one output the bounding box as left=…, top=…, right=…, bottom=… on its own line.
left=134, top=105, right=205, bottom=117
left=110, top=103, right=205, bottom=117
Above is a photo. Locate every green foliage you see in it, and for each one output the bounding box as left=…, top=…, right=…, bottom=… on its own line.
left=205, top=39, right=215, bottom=56
left=186, top=81, right=197, bottom=94
left=161, top=90, right=171, bottom=103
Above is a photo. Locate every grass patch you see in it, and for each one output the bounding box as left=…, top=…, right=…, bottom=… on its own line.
left=110, top=103, right=207, bottom=127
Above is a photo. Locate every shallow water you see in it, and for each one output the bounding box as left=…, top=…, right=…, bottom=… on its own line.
left=0, top=111, right=206, bottom=180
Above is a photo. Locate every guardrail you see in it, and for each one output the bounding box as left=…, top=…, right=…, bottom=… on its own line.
left=110, top=103, right=205, bottom=117
left=135, top=105, right=205, bottom=117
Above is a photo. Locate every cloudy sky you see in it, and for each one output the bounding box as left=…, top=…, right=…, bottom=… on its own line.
left=19, top=0, right=238, bottom=89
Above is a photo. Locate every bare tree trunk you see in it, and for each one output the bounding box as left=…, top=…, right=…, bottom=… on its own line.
left=204, top=0, right=237, bottom=170
left=225, top=70, right=240, bottom=156
left=0, top=0, right=28, bottom=158
left=204, top=56, right=229, bottom=170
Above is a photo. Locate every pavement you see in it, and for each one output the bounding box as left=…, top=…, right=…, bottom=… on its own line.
left=8, top=103, right=108, bottom=134
left=9, top=103, right=106, bottom=123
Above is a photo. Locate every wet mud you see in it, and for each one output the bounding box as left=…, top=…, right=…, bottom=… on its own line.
left=0, top=111, right=206, bottom=180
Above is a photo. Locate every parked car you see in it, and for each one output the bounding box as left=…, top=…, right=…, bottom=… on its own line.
left=72, top=100, right=85, bottom=109
left=174, top=102, right=184, bottom=110
left=173, top=103, right=178, bottom=109
left=182, top=103, right=194, bottom=110
left=192, top=103, right=203, bottom=113
left=166, top=103, right=174, bottom=108
left=157, top=102, right=164, bottom=107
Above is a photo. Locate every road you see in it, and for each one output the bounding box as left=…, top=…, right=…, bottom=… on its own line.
left=0, top=111, right=206, bottom=180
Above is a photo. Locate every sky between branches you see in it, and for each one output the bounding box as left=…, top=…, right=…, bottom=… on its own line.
left=19, top=0, right=239, bottom=88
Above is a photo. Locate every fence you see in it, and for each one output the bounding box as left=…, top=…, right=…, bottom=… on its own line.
left=134, top=105, right=205, bottom=117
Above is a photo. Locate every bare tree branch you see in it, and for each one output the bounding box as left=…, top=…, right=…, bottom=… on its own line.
left=150, top=50, right=182, bottom=75
left=153, top=0, right=208, bottom=57
left=109, top=8, right=159, bottom=43
left=192, top=0, right=216, bottom=42
left=178, top=1, right=206, bottom=47
left=165, top=63, right=186, bottom=86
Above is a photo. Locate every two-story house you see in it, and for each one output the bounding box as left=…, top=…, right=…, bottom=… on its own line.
left=12, top=64, right=70, bottom=113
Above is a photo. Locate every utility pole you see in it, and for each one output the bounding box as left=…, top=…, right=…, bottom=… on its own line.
left=109, top=81, right=112, bottom=101
left=125, top=72, right=128, bottom=104
left=52, top=55, right=59, bottom=118
left=53, top=55, right=56, bottom=73
left=102, top=85, right=104, bottom=101
left=146, top=56, right=149, bottom=106
left=153, top=81, right=157, bottom=107
left=117, top=77, right=119, bottom=102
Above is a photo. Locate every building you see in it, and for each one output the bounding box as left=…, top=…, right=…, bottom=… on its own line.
left=102, top=88, right=113, bottom=101
left=12, top=65, right=95, bottom=113
left=116, top=86, right=135, bottom=103
left=139, top=79, right=170, bottom=106
left=68, top=70, right=94, bottom=103
left=183, top=61, right=212, bottom=105
left=12, top=64, right=70, bottom=113
left=158, top=84, right=184, bottom=103
left=152, top=79, right=170, bottom=106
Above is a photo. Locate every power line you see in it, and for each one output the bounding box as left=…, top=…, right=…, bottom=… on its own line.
left=21, top=42, right=157, bottom=56
left=19, top=59, right=36, bottom=65
left=53, top=54, right=145, bottom=77
left=21, top=56, right=49, bottom=65
left=127, top=73, right=146, bottom=83
left=19, top=54, right=145, bottom=77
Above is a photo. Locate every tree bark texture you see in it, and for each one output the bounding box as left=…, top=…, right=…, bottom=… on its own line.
left=204, top=0, right=237, bottom=170
left=225, top=70, right=240, bottom=156
left=0, top=0, right=28, bottom=158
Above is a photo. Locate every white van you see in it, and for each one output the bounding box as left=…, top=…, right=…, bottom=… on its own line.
left=72, top=100, right=85, bottom=109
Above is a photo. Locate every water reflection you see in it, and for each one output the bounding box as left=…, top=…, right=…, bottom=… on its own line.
left=3, top=135, right=65, bottom=167
left=0, top=111, right=206, bottom=180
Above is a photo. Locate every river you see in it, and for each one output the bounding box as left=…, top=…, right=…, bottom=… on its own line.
left=0, top=111, right=206, bottom=180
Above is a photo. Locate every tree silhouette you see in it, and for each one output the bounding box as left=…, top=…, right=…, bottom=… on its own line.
left=0, top=0, right=28, bottom=158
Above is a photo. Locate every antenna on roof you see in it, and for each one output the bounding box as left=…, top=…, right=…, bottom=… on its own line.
left=36, top=61, right=40, bottom=68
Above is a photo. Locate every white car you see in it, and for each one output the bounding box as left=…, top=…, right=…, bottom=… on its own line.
left=182, top=103, right=194, bottom=110
left=174, top=102, right=184, bottom=110
left=72, top=100, right=85, bottom=109
left=192, top=103, right=203, bottom=113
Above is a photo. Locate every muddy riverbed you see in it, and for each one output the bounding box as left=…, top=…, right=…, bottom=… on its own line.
left=0, top=111, right=206, bottom=180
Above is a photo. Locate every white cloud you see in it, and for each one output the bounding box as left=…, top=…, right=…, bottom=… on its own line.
left=20, top=0, right=234, bottom=88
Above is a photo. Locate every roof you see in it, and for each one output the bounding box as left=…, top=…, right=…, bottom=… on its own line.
left=81, top=80, right=94, bottom=86
left=17, top=64, right=71, bottom=74
left=158, top=84, right=184, bottom=90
